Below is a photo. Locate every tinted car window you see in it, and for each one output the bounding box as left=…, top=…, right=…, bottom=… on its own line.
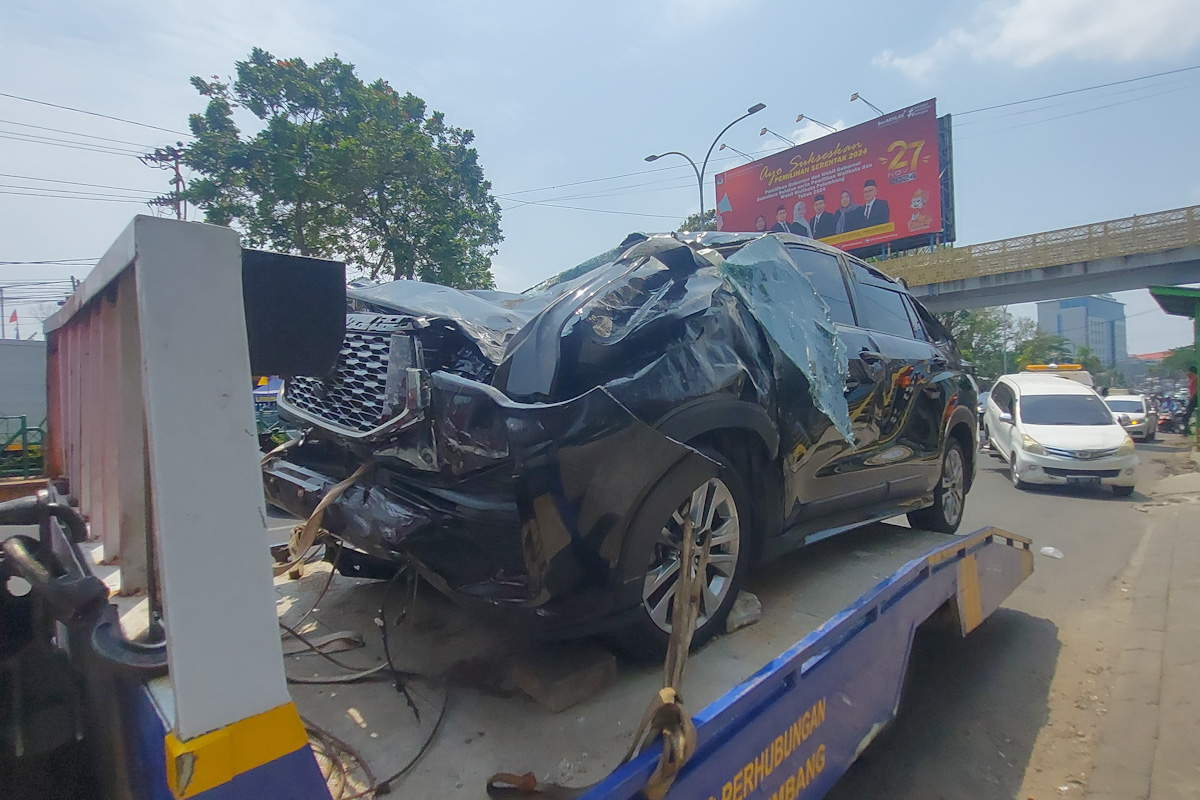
left=855, top=283, right=916, bottom=338
left=991, top=382, right=1013, bottom=412
left=1020, top=395, right=1116, bottom=425
left=901, top=295, right=928, bottom=341
left=787, top=248, right=855, bottom=325
left=1105, top=398, right=1144, bottom=413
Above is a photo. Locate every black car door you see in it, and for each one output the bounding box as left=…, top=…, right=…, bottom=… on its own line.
left=777, top=246, right=890, bottom=524
left=844, top=262, right=947, bottom=499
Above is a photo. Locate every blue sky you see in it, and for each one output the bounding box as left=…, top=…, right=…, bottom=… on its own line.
left=1, top=0, right=1198, bottom=352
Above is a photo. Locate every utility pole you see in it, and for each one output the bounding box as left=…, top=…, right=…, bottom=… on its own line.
left=140, top=142, right=187, bottom=220
left=1002, top=305, right=1009, bottom=374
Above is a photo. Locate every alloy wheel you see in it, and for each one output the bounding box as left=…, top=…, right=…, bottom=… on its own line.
left=642, top=477, right=741, bottom=634
left=941, top=446, right=965, bottom=527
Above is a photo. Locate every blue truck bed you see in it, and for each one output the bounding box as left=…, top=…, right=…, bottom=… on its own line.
left=116, top=523, right=1031, bottom=800
left=585, top=526, right=1033, bottom=800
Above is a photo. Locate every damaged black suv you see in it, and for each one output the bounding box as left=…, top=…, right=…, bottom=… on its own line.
left=264, top=232, right=976, bottom=654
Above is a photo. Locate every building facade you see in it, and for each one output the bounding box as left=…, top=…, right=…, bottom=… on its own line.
left=1036, top=295, right=1127, bottom=368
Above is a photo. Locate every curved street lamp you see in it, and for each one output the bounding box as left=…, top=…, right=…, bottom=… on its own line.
left=645, top=102, right=765, bottom=218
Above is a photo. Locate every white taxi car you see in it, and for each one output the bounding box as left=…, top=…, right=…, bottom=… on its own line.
left=984, top=374, right=1138, bottom=496
left=1104, top=394, right=1158, bottom=442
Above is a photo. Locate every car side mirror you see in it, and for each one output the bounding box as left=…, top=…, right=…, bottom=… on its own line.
left=1117, top=414, right=1131, bottom=426
left=999, top=411, right=1013, bottom=423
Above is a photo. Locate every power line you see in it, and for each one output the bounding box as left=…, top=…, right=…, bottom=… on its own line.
left=0, top=173, right=161, bottom=194
left=954, top=75, right=1200, bottom=128
left=0, top=131, right=143, bottom=157
left=0, top=119, right=156, bottom=148
left=957, top=84, right=1194, bottom=142
left=0, top=259, right=95, bottom=265
left=955, top=64, right=1200, bottom=116
left=500, top=197, right=681, bottom=219
left=0, top=189, right=150, bottom=204
left=0, top=91, right=191, bottom=136
left=0, top=182, right=154, bottom=199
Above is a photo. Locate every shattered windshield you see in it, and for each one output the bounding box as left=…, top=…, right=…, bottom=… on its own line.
left=718, top=236, right=853, bottom=441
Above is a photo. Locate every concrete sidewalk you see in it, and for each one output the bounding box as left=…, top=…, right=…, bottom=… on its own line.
left=1087, top=460, right=1200, bottom=800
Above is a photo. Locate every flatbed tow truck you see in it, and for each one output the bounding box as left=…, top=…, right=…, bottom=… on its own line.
left=0, top=217, right=1033, bottom=800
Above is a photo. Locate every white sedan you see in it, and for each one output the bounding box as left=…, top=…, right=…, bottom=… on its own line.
left=984, top=374, right=1138, bottom=496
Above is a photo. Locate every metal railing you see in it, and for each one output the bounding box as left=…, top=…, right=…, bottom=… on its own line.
left=1, top=415, right=44, bottom=479
left=882, top=205, right=1200, bottom=287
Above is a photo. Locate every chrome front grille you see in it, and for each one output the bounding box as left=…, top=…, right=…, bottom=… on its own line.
left=1043, top=446, right=1119, bottom=460
left=284, top=333, right=393, bottom=433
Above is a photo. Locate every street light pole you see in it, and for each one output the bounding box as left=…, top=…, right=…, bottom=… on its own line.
left=718, top=142, right=753, bottom=160
left=796, top=114, right=837, bottom=133
left=759, top=127, right=794, bottom=147
left=850, top=93, right=885, bottom=117
left=646, top=102, right=765, bottom=220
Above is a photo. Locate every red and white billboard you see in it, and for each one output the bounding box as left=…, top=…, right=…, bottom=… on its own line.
left=713, top=99, right=942, bottom=250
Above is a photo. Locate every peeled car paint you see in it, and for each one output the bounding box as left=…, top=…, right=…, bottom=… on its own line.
left=718, top=236, right=854, bottom=442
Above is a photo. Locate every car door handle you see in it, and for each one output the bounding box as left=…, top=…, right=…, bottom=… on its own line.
left=859, top=350, right=884, bottom=363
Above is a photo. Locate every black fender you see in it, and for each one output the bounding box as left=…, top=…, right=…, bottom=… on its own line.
left=653, top=397, right=780, bottom=460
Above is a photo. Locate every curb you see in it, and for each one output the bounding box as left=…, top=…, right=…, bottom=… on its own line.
left=1085, top=523, right=1171, bottom=800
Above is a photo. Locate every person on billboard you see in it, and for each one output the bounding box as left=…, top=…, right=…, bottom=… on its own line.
left=790, top=200, right=813, bottom=237
left=754, top=214, right=767, bottom=232
left=771, top=205, right=792, bottom=233
left=835, top=189, right=862, bottom=234
left=849, top=179, right=890, bottom=228
left=809, top=194, right=839, bottom=238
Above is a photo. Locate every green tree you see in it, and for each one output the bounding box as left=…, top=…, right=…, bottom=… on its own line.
left=179, top=48, right=502, bottom=288
left=677, top=209, right=717, bottom=232
left=1015, top=329, right=1073, bottom=370
left=1153, top=345, right=1197, bottom=377
left=936, top=308, right=1036, bottom=380
left=1072, top=346, right=1105, bottom=376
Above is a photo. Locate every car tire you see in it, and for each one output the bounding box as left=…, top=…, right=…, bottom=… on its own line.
left=907, top=440, right=967, bottom=534
left=1010, top=455, right=1027, bottom=491
left=1145, top=430, right=1156, bottom=443
left=615, top=447, right=751, bottom=660
left=1113, top=485, right=1135, bottom=497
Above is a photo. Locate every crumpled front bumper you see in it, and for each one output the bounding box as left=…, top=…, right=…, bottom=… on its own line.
left=264, top=374, right=718, bottom=634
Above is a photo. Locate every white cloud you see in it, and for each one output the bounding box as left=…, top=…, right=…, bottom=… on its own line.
left=874, top=0, right=1200, bottom=80
left=790, top=118, right=847, bottom=144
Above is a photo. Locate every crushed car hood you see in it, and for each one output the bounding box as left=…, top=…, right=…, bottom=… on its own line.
left=344, top=232, right=852, bottom=438
left=347, top=281, right=549, bottom=365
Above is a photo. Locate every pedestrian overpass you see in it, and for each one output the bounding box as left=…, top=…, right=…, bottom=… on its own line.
left=883, top=205, right=1200, bottom=312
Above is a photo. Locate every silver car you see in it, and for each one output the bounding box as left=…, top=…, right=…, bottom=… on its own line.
left=1105, top=394, right=1157, bottom=442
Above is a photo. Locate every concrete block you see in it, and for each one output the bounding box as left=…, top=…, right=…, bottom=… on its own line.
left=1123, top=627, right=1166, bottom=656
left=725, top=591, right=763, bottom=634
left=1129, top=595, right=1167, bottom=632
left=1115, top=646, right=1163, bottom=679
left=1088, top=697, right=1158, bottom=800
left=512, top=643, right=618, bottom=713
left=1108, top=669, right=1161, bottom=708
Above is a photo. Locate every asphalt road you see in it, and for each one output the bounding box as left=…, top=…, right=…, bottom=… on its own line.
left=825, top=435, right=1184, bottom=800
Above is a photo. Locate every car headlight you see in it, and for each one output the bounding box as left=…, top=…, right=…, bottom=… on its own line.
left=1021, top=434, right=1045, bottom=455
left=1117, top=436, right=1135, bottom=456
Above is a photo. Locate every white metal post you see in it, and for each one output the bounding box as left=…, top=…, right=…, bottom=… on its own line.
left=45, top=216, right=292, bottom=740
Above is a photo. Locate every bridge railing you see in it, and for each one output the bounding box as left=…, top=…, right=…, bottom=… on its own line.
left=883, top=205, right=1200, bottom=287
